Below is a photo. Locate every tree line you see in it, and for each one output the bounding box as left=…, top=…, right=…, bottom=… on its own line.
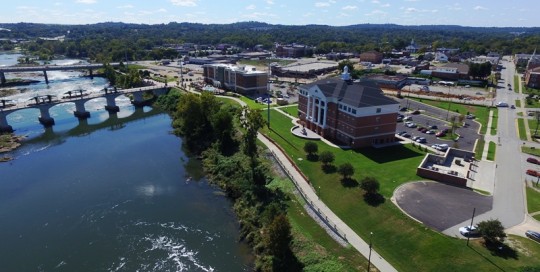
left=155, top=90, right=302, bottom=271
left=1, top=22, right=539, bottom=62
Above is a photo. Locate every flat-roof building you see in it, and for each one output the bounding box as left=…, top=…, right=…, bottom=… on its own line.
left=203, top=64, right=268, bottom=95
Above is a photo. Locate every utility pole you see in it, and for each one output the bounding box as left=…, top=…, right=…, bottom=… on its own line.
left=367, top=232, right=373, bottom=271
left=467, top=208, right=476, bottom=246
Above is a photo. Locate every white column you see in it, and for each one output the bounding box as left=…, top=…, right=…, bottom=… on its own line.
left=311, top=98, right=316, bottom=121
left=317, top=104, right=322, bottom=125
left=306, top=95, right=311, bottom=120
left=322, top=104, right=327, bottom=127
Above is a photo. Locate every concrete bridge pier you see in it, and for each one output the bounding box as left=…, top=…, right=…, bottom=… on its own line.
left=38, top=107, right=55, bottom=127
left=0, top=111, right=13, bottom=133
left=73, top=100, right=90, bottom=119
left=131, top=91, right=145, bottom=107
left=89, top=69, right=93, bottom=79
left=0, top=71, right=5, bottom=85
left=104, top=95, right=119, bottom=113
left=43, top=70, right=49, bottom=84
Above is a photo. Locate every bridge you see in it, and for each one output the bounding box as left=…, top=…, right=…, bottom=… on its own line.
left=0, top=84, right=170, bottom=133
left=0, top=62, right=121, bottom=85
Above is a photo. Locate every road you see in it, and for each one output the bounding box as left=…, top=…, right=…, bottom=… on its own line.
left=445, top=57, right=540, bottom=236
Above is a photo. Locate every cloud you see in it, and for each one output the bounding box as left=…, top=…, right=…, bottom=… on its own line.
left=76, top=0, right=97, bottom=4
left=246, top=4, right=256, bottom=10
left=315, top=2, right=330, bottom=7
left=117, top=5, right=134, bottom=9
left=405, top=7, right=418, bottom=13
left=266, top=0, right=274, bottom=4
left=381, top=3, right=390, bottom=7
left=474, top=5, right=487, bottom=11
left=343, top=5, right=358, bottom=10
left=170, top=0, right=197, bottom=7
left=365, top=9, right=387, bottom=16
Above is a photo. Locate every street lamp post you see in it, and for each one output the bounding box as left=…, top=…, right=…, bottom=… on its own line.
left=367, top=232, right=373, bottom=271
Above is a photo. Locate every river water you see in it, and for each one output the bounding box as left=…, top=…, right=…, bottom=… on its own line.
left=0, top=53, right=253, bottom=271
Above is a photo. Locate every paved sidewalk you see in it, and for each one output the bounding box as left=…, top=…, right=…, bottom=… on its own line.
left=482, top=110, right=495, bottom=160
left=257, top=134, right=397, bottom=272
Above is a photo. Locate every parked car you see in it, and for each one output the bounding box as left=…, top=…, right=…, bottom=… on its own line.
left=405, top=122, right=417, bottom=128
left=429, top=125, right=438, bottom=129
left=459, top=225, right=479, bottom=237
left=397, top=131, right=407, bottom=136
left=432, top=144, right=449, bottom=151
left=412, top=136, right=420, bottom=141
left=511, top=105, right=515, bottom=109
left=526, top=230, right=540, bottom=243
left=416, top=137, right=427, bottom=143
left=403, top=116, right=413, bottom=121
left=466, top=114, right=475, bottom=119
left=527, top=157, right=540, bottom=165
left=526, top=169, right=539, bottom=177
left=496, top=102, right=509, bottom=107
left=402, top=133, right=411, bottom=138
left=400, top=107, right=408, bottom=112
left=397, top=116, right=404, bottom=122
left=435, top=131, right=446, bottom=137
left=425, top=130, right=435, bottom=134
left=412, top=110, right=421, bottom=115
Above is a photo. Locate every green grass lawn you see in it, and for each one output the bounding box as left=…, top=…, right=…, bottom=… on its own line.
left=490, top=111, right=498, bottom=136
left=280, top=104, right=299, bottom=118
left=260, top=109, right=540, bottom=271
left=518, top=118, right=528, bottom=141
left=516, top=99, right=522, bottom=108
left=514, top=75, right=520, bottom=94
left=527, top=187, right=540, bottom=214
left=475, top=138, right=485, bottom=159
left=525, top=98, right=540, bottom=108
left=527, top=119, right=540, bottom=138
left=523, top=146, right=540, bottom=157
left=411, top=98, right=493, bottom=135
left=518, top=112, right=524, bottom=117
left=487, top=141, right=497, bottom=161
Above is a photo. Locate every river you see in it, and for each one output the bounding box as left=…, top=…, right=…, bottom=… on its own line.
left=0, top=53, right=253, bottom=271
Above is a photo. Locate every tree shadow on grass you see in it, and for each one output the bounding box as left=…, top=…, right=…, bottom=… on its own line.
left=485, top=241, right=518, bottom=260
left=354, top=145, right=424, bottom=164
left=306, top=154, right=319, bottom=162
left=341, top=177, right=359, bottom=188
left=363, top=193, right=386, bottom=207
left=322, top=164, right=336, bottom=174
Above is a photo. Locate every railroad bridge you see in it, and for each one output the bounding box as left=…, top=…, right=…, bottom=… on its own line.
left=0, top=62, right=121, bottom=85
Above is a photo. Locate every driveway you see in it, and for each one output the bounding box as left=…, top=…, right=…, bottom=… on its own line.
left=394, top=181, right=492, bottom=233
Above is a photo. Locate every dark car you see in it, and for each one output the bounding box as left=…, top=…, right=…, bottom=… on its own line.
left=526, top=230, right=540, bottom=243
left=412, top=110, right=421, bottom=115
left=400, top=107, right=408, bottom=112
left=527, top=169, right=539, bottom=177
left=527, top=157, right=540, bottom=165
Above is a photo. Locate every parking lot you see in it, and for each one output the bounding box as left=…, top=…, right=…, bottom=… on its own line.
left=394, top=181, right=492, bottom=232
left=394, top=98, right=480, bottom=151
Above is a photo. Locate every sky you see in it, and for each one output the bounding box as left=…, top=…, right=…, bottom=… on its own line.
left=1, top=0, right=538, bottom=27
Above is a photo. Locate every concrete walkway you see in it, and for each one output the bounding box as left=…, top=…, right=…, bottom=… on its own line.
left=482, top=110, right=495, bottom=160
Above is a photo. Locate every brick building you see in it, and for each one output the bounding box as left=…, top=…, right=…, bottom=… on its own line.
left=359, top=51, right=384, bottom=64
left=203, top=64, right=268, bottom=95
left=275, top=44, right=314, bottom=58
left=525, top=67, right=540, bottom=89
left=297, top=69, right=399, bottom=148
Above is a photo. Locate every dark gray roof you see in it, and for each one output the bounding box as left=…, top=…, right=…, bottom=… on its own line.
left=304, top=77, right=398, bottom=108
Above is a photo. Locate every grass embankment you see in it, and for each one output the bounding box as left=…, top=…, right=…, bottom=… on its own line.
left=487, top=141, right=497, bottom=161
left=523, top=146, right=540, bottom=157
left=475, top=138, right=485, bottom=159
left=261, top=109, right=540, bottom=271
left=518, top=118, right=528, bottom=141
left=527, top=187, right=540, bottom=215
left=269, top=178, right=367, bottom=271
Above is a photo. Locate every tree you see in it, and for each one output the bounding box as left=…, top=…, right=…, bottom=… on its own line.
left=338, top=163, right=355, bottom=179
left=240, top=107, right=265, bottom=158
left=477, top=219, right=507, bottom=244
left=360, top=177, right=380, bottom=196
left=318, top=151, right=335, bottom=166
left=303, top=141, right=318, bottom=159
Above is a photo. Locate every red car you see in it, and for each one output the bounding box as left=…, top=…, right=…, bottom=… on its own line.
left=527, top=157, right=540, bottom=165
left=527, top=169, right=539, bottom=177
left=436, top=131, right=446, bottom=137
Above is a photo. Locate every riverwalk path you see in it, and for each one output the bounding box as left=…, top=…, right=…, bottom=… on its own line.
left=211, top=93, right=397, bottom=272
